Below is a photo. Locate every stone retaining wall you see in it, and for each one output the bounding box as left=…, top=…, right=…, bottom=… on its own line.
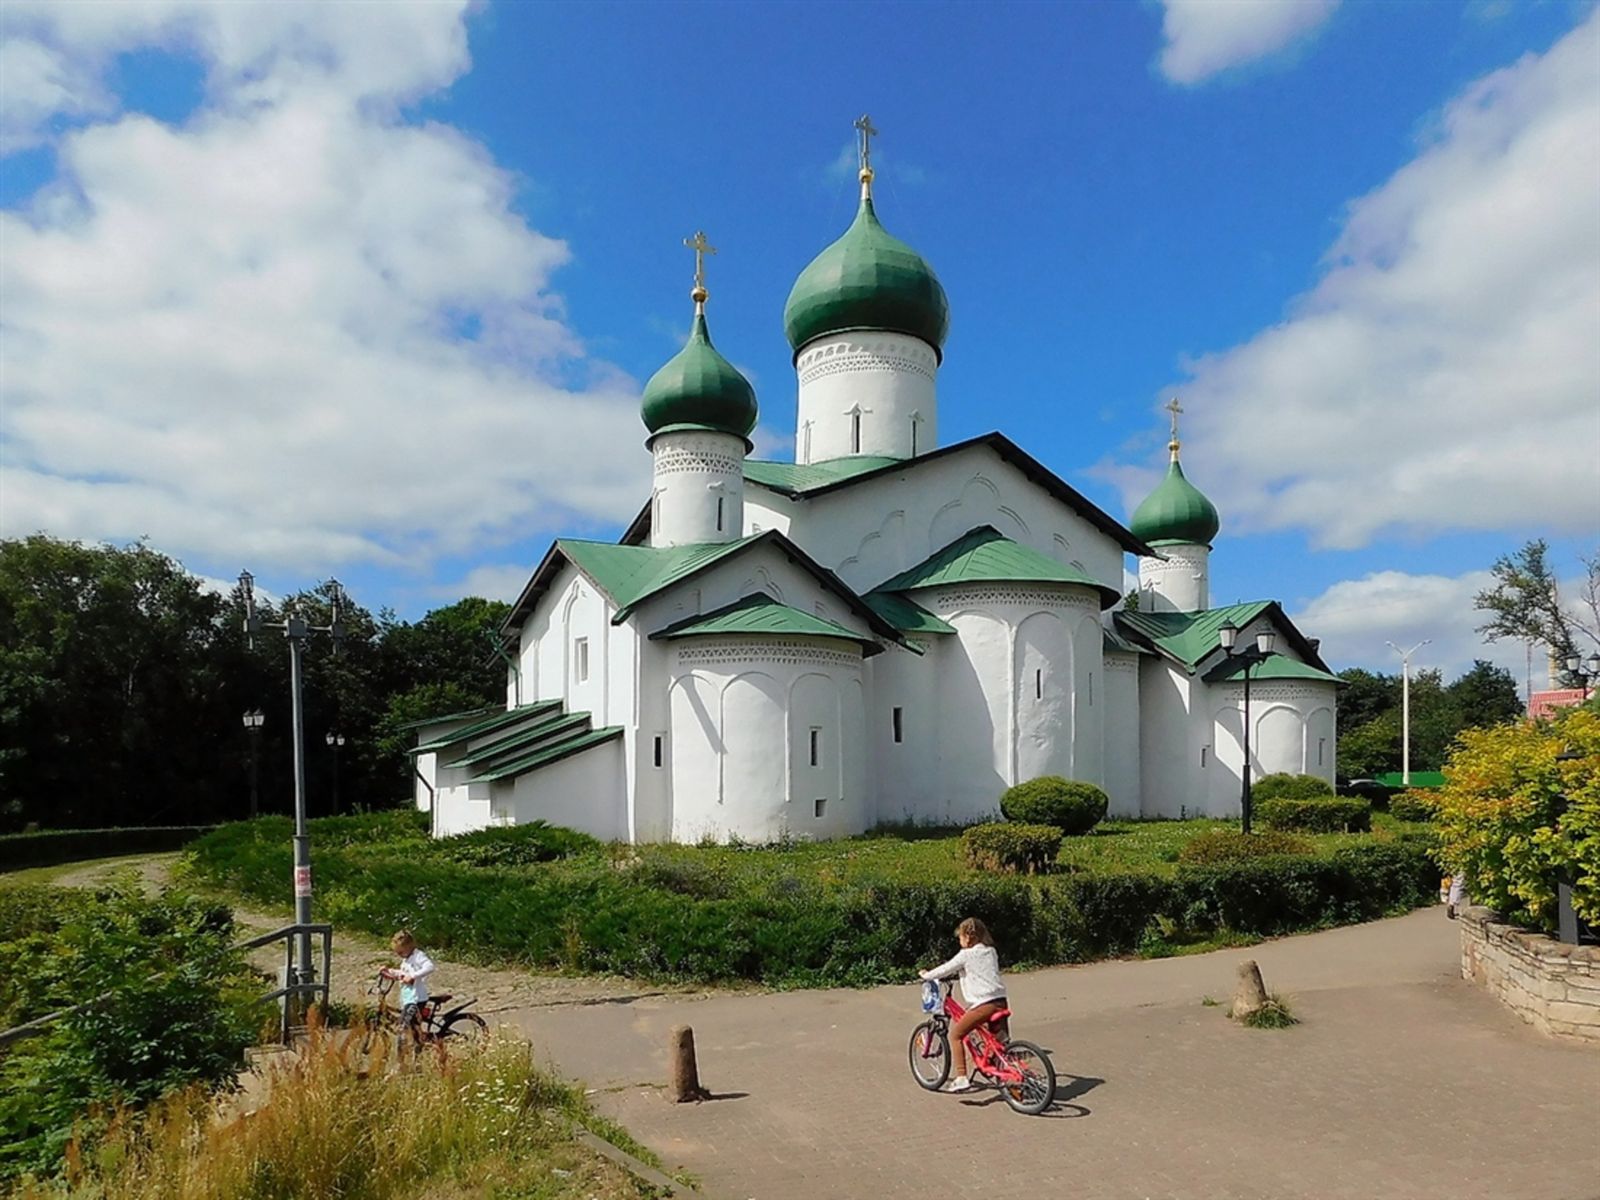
left=1459, top=906, right=1600, bottom=1043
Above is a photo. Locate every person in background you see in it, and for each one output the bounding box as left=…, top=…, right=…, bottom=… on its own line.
left=381, top=929, right=435, bottom=1058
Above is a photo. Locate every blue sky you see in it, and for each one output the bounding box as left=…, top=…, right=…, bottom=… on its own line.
left=1, top=0, right=1596, bottom=684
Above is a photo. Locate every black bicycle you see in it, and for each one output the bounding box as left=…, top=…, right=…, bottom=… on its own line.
left=360, top=971, right=488, bottom=1053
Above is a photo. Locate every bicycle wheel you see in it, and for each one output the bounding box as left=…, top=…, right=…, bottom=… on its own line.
left=907, top=1021, right=950, bottom=1091
left=440, top=1011, right=488, bottom=1043
left=998, top=1040, right=1056, bottom=1115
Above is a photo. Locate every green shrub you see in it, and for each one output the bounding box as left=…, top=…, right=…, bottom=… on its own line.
left=999, top=777, right=1108, bottom=835
left=1258, top=796, right=1372, bottom=833
left=1252, top=773, right=1335, bottom=802
left=436, top=822, right=600, bottom=868
left=1388, top=791, right=1436, bottom=823
left=0, top=826, right=216, bottom=872
left=1178, top=829, right=1314, bottom=865
left=960, top=823, right=1063, bottom=874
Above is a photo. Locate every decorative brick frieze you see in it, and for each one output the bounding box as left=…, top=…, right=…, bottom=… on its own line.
left=675, top=639, right=862, bottom=668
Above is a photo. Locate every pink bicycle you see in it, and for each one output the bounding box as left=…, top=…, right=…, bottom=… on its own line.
left=909, top=980, right=1056, bottom=1115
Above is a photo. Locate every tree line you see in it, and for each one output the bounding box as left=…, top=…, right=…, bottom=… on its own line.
left=1334, top=660, right=1524, bottom=780
left=0, top=535, right=508, bottom=831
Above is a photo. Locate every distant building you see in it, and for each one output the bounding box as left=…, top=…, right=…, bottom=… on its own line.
left=1529, top=689, right=1589, bottom=721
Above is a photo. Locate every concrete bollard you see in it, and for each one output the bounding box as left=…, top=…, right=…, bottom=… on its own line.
left=669, top=1024, right=708, bottom=1102
left=1233, top=959, right=1268, bottom=1019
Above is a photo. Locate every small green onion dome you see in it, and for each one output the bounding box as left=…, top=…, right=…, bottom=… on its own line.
left=1130, top=457, right=1221, bottom=547
left=641, top=311, right=758, bottom=441
left=783, top=193, right=949, bottom=359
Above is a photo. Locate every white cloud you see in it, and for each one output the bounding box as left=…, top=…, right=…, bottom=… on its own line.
left=1157, top=0, right=1340, bottom=85
left=0, top=1, right=649, bottom=577
left=443, top=562, right=538, bottom=605
left=1130, top=9, right=1600, bottom=549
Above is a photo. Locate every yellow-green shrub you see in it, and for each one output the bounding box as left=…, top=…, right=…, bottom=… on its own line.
left=1430, top=708, right=1600, bottom=932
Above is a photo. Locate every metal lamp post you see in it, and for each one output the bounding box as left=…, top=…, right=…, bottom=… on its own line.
left=1563, top=652, right=1600, bottom=701
left=1219, top=623, right=1278, bottom=834
left=324, top=731, right=345, bottom=815
left=1386, top=639, right=1432, bottom=785
left=242, top=709, right=265, bottom=819
left=238, top=570, right=345, bottom=1002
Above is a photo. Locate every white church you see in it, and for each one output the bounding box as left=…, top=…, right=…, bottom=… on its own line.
left=414, top=125, right=1342, bottom=843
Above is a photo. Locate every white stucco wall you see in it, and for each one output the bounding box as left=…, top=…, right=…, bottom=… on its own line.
left=502, top=738, right=627, bottom=841
left=1138, top=543, right=1210, bottom=613
left=794, top=331, right=938, bottom=463
left=1102, top=649, right=1142, bottom=817
left=744, top=443, right=1125, bottom=605
left=516, top=565, right=637, bottom=734
left=866, top=636, right=946, bottom=823
left=1210, top=680, right=1340, bottom=798
left=650, top=429, right=747, bottom=548
left=1138, top=657, right=1203, bottom=819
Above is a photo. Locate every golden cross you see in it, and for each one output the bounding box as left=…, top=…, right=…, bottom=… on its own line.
left=855, top=113, right=879, bottom=175
left=1165, top=396, right=1184, bottom=442
left=684, top=230, right=716, bottom=301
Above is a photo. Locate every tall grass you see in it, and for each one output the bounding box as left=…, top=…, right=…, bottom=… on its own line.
left=28, top=1024, right=663, bottom=1200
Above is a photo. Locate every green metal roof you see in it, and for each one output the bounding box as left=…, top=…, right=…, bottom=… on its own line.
left=743, top=455, right=904, bottom=495
left=783, top=193, right=949, bottom=357
left=650, top=593, right=884, bottom=655
left=1203, top=657, right=1345, bottom=685
left=1112, top=601, right=1332, bottom=676
left=640, top=310, right=758, bottom=441
left=874, top=526, right=1121, bottom=609
left=411, top=701, right=561, bottom=754
left=1103, top=626, right=1148, bottom=656
left=395, top=704, right=500, bottom=732
left=1376, top=770, right=1446, bottom=789
left=1129, top=456, right=1221, bottom=547
left=453, top=710, right=594, bottom=769
left=470, top=725, right=625, bottom=783
left=863, top=591, right=956, bottom=635
left=554, top=536, right=760, bottom=620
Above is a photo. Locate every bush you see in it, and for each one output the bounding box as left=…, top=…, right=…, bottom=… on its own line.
left=1178, top=829, right=1314, bottom=865
left=1340, top=779, right=1394, bottom=810
left=0, top=826, right=216, bottom=872
left=1430, top=708, right=1599, bottom=933
left=436, top=821, right=600, bottom=868
left=1388, top=791, right=1436, bottom=823
left=1252, top=773, right=1335, bottom=802
left=960, top=823, right=1063, bottom=874
left=999, top=777, right=1108, bottom=835
left=1258, top=796, right=1372, bottom=833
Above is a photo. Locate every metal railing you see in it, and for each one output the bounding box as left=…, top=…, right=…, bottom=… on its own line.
left=0, top=922, right=334, bottom=1049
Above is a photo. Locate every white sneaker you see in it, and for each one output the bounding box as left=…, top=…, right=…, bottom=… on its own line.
left=943, top=1075, right=975, bottom=1093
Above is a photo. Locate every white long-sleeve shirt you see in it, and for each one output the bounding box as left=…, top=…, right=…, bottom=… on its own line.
left=922, top=944, right=1006, bottom=1007
left=398, top=948, right=435, bottom=1006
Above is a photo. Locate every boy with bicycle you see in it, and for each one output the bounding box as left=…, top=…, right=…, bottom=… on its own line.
left=380, top=929, right=435, bottom=1058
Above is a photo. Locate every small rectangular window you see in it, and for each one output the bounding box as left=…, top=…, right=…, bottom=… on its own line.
left=1200, top=746, right=1209, bottom=767
left=851, top=410, right=861, bottom=453
left=892, top=706, right=904, bottom=743
left=814, top=797, right=827, bottom=819
left=716, top=496, right=725, bottom=532
left=575, top=637, right=589, bottom=683
left=1318, top=738, right=1326, bottom=766
left=653, top=735, right=664, bottom=768
left=1035, top=668, right=1043, bottom=700
left=1087, top=671, right=1094, bottom=706
left=910, top=420, right=918, bottom=456
left=809, top=727, right=821, bottom=767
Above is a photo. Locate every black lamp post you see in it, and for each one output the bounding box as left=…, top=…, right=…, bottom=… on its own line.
left=325, top=731, right=345, bottom=815
left=1218, top=622, right=1278, bottom=834
left=1563, top=652, right=1600, bottom=701
left=242, top=709, right=265, bottom=819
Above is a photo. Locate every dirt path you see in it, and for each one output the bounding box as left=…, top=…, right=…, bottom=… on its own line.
left=46, top=853, right=716, bottom=1018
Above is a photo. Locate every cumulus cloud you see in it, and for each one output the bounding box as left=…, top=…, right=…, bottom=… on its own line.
left=1157, top=0, right=1340, bottom=85
left=1123, top=9, right=1600, bottom=549
left=0, top=1, right=648, bottom=577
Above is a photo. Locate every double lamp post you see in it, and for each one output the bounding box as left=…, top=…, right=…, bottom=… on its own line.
left=1217, top=622, right=1277, bottom=835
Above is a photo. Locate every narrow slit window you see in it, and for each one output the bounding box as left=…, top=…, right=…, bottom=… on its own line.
left=910, top=419, right=918, bottom=456
left=1087, top=671, right=1094, bottom=706
left=814, top=798, right=827, bottom=819
left=850, top=410, right=861, bottom=453
left=1318, top=737, right=1326, bottom=767
left=1200, top=746, right=1209, bottom=768
left=653, top=735, right=664, bottom=768
left=715, top=496, right=725, bottom=532
left=1035, top=669, right=1043, bottom=700
left=809, top=727, right=821, bottom=767
left=574, top=637, right=589, bottom=683
left=892, top=706, right=904, bottom=743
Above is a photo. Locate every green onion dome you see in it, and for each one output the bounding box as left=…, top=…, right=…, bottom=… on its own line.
left=641, top=310, right=758, bottom=441
left=1129, top=456, right=1221, bottom=547
left=783, top=193, right=949, bottom=359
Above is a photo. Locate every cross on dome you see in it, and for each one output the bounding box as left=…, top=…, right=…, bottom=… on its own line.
left=684, top=230, right=716, bottom=307
left=855, top=113, right=879, bottom=194
left=1165, top=396, right=1183, bottom=457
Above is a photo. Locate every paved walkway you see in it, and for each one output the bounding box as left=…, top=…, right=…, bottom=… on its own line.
left=505, top=911, right=1600, bottom=1200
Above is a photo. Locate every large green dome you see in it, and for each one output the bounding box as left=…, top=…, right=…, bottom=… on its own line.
left=783, top=194, right=949, bottom=358
left=641, top=311, right=758, bottom=441
left=1130, top=458, right=1221, bottom=547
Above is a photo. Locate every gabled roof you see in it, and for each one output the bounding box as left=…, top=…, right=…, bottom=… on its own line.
left=874, top=525, right=1121, bottom=609
left=501, top=529, right=911, bottom=652
left=863, top=591, right=956, bottom=635
left=741, top=433, right=1157, bottom=557
left=1103, top=625, right=1148, bottom=656
left=650, top=593, right=886, bottom=656
left=1112, top=601, right=1331, bottom=676
left=471, top=726, right=625, bottom=783
left=411, top=701, right=561, bottom=754
left=1203, top=656, right=1345, bottom=686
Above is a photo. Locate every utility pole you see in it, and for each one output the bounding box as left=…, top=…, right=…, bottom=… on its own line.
left=239, top=572, right=345, bottom=1006
left=1386, top=639, right=1431, bottom=786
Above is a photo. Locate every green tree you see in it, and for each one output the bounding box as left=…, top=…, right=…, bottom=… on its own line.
left=1475, top=539, right=1600, bottom=677
left=1447, top=659, right=1523, bottom=730
left=1339, top=712, right=1401, bottom=779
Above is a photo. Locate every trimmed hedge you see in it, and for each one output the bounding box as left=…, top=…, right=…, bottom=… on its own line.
left=1178, top=829, right=1314, bottom=865
left=1253, top=773, right=1335, bottom=802
left=1258, top=796, right=1372, bottom=833
left=1388, top=792, right=1435, bottom=823
left=436, top=821, right=600, bottom=868
left=999, top=777, right=1108, bottom=835
left=960, top=823, right=1063, bottom=874
left=184, top=816, right=1439, bottom=988
left=0, top=826, right=217, bottom=872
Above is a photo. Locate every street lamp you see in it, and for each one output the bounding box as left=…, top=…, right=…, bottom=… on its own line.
left=1386, top=639, right=1432, bottom=786
left=239, top=571, right=346, bottom=1004
left=1564, top=652, right=1600, bottom=701
left=324, top=731, right=346, bottom=815
left=1219, top=622, right=1278, bottom=834
left=242, top=709, right=265, bottom=819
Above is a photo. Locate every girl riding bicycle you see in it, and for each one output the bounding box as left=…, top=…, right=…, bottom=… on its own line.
left=919, top=917, right=1007, bottom=1094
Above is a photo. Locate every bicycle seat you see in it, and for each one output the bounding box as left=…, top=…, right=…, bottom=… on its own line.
left=429, top=993, right=453, bottom=1005
left=986, top=1008, right=1012, bottom=1023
